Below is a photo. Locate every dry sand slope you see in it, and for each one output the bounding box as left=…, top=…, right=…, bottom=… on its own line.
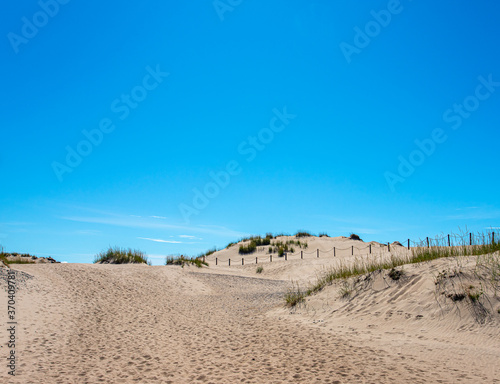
left=1, top=261, right=499, bottom=383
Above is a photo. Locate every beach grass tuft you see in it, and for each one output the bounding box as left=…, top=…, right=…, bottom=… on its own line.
left=94, top=247, right=151, bottom=265
left=166, top=255, right=208, bottom=268
left=285, top=230, right=500, bottom=307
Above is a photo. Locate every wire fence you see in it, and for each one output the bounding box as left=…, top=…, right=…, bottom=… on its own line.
left=207, top=231, right=499, bottom=267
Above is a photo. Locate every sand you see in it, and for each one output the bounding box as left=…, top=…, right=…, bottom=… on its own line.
left=1, top=236, right=499, bottom=383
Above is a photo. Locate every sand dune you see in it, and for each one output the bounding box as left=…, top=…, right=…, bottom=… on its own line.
left=1, top=242, right=499, bottom=383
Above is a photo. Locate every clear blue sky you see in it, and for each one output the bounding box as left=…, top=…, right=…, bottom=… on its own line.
left=1, top=1, right=499, bottom=264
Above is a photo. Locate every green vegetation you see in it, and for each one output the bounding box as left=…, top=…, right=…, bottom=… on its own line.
left=319, top=232, right=330, bottom=237
left=239, top=242, right=257, bottom=255
left=466, top=285, right=483, bottom=302
left=166, top=255, right=208, bottom=268
left=274, top=232, right=290, bottom=238
left=1, top=247, right=38, bottom=265
left=269, top=239, right=308, bottom=256
left=0, top=246, right=7, bottom=265
left=285, top=283, right=305, bottom=307
left=256, top=266, right=264, bottom=274
left=5, top=259, right=36, bottom=264
left=94, top=247, right=151, bottom=265
left=349, top=233, right=362, bottom=241
left=199, top=247, right=217, bottom=258
left=285, top=230, right=500, bottom=307
left=295, top=231, right=311, bottom=238
left=238, top=236, right=272, bottom=254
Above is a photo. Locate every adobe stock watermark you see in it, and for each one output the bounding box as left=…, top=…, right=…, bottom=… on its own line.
left=51, top=65, right=169, bottom=182
left=213, top=0, right=243, bottom=21
left=8, top=0, right=71, bottom=54
left=339, top=0, right=412, bottom=64
left=385, top=74, right=500, bottom=192
left=179, top=107, right=297, bottom=223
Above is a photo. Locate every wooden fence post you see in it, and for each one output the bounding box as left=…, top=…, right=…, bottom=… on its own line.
left=229, top=259, right=231, bottom=266
left=369, top=244, right=371, bottom=254
left=242, top=258, right=244, bottom=266
left=493, top=232, right=496, bottom=244
left=317, top=249, right=319, bottom=258
left=388, top=242, right=391, bottom=252
left=448, top=234, right=451, bottom=247
left=216, top=257, right=218, bottom=266
left=256, top=257, right=258, bottom=264
left=426, top=237, right=430, bottom=248
left=270, top=255, right=272, bottom=262
left=301, top=250, right=303, bottom=259
left=407, top=239, right=410, bottom=250
left=351, top=246, right=354, bottom=256
left=285, top=252, right=287, bottom=261
left=470, top=233, right=472, bottom=246
left=334, top=247, right=336, bottom=257
left=203, top=255, right=206, bottom=263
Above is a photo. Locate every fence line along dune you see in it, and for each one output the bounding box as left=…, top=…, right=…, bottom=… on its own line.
left=2, top=231, right=499, bottom=383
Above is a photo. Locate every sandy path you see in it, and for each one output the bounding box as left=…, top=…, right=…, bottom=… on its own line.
left=0, top=264, right=495, bottom=383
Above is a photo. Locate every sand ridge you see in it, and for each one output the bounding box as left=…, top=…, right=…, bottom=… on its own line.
left=1, top=254, right=499, bottom=383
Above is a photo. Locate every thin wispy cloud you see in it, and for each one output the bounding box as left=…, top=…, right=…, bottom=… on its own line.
left=61, top=214, right=245, bottom=238
left=150, top=216, right=167, bottom=219
left=138, top=237, right=183, bottom=244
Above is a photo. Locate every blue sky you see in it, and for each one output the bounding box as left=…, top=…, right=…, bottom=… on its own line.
left=1, top=1, right=499, bottom=264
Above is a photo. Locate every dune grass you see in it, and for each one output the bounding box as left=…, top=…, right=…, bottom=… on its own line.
left=285, top=231, right=500, bottom=307
left=0, top=247, right=37, bottom=264
left=238, top=236, right=273, bottom=254
left=166, top=255, right=208, bottom=268
left=94, top=247, right=151, bottom=265
left=5, top=259, right=37, bottom=264
left=199, top=247, right=218, bottom=258
left=295, top=231, right=312, bottom=238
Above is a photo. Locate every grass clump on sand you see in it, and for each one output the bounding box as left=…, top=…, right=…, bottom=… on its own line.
left=239, top=242, right=257, bottom=255
left=166, top=255, right=208, bottom=268
left=295, top=231, right=311, bottom=238
left=238, top=236, right=272, bottom=254
left=256, top=266, right=264, bottom=274
left=4, top=259, right=36, bottom=264
left=199, top=247, right=217, bottom=258
left=0, top=247, right=38, bottom=264
left=285, top=283, right=306, bottom=307
left=269, top=239, right=308, bottom=256
left=349, top=233, right=362, bottom=241
left=94, top=247, right=151, bottom=265
left=285, top=230, right=500, bottom=307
